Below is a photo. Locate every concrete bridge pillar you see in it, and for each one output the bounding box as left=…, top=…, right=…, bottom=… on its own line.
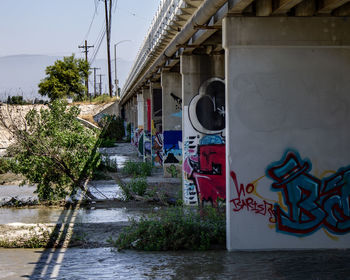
left=223, top=17, right=350, bottom=250
left=142, top=86, right=152, bottom=162
left=125, top=101, right=132, bottom=140
left=134, top=93, right=144, bottom=157
left=151, top=83, right=163, bottom=167
left=180, top=54, right=225, bottom=206
left=131, top=96, right=137, bottom=144
left=161, top=71, right=183, bottom=178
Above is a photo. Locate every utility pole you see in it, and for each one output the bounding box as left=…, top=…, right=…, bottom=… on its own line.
left=100, top=0, right=113, bottom=97
left=90, top=67, right=100, bottom=98
left=79, top=40, right=94, bottom=98
left=98, top=74, right=105, bottom=95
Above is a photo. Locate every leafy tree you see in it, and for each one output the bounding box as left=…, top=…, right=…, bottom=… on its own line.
left=6, top=96, right=27, bottom=105
left=2, top=100, right=100, bottom=200
left=98, top=114, right=125, bottom=142
left=38, top=55, right=89, bottom=101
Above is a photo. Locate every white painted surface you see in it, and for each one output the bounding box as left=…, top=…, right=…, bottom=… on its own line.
left=224, top=17, right=350, bottom=250
left=137, top=94, right=144, bottom=129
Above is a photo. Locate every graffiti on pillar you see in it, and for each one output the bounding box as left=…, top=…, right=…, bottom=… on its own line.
left=184, top=136, right=226, bottom=206
left=169, top=92, right=182, bottom=118
left=183, top=78, right=226, bottom=206
left=130, top=124, right=134, bottom=144
left=267, top=150, right=350, bottom=236
left=131, top=128, right=144, bottom=156
left=188, top=78, right=225, bottom=135
left=138, top=131, right=144, bottom=156
left=229, top=171, right=276, bottom=223
left=163, top=130, right=182, bottom=164
left=170, top=92, right=182, bottom=111
left=152, top=131, right=163, bottom=166
left=144, top=130, right=152, bottom=162
left=151, top=89, right=162, bottom=166
left=163, top=130, right=182, bottom=178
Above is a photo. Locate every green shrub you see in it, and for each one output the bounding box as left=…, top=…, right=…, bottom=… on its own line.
left=120, top=177, right=148, bottom=200
left=99, top=137, right=116, bottom=147
left=0, top=158, right=11, bottom=174
left=126, top=123, right=131, bottom=142
left=122, top=161, right=152, bottom=177
left=92, top=94, right=117, bottom=104
left=99, top=115, right=125, bottom=142
left=6, top=100, right=100, bottom=200
left=6, top=96, right=29, bottom=105
left=113, top=206, right=226, bottom=251
left=98, top=155, right=117, bottom=172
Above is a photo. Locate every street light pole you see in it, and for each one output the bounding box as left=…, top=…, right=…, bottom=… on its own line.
left=114, top=40, right=131, bottom=97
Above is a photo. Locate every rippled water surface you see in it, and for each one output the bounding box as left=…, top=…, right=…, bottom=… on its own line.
left=0, top=207, right=147, bottom=224
left=1, top=248, right=350, bottom=280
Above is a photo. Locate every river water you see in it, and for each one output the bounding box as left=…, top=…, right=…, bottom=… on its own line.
left=1, top=248, right=350, bottom=279
left=1, top=144, right=350, bottom=279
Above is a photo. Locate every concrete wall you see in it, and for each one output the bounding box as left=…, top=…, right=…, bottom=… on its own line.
left=224, top=17, right=350, bottom=250
left=93, top=102, right=119, bottom=123
left=181, top=54, right=225, bottom=205
left=161, top=71, right=183, bottom=178
left=142, top=87, right=152, bottom=162
left=151, top=84, right=163, bottom=167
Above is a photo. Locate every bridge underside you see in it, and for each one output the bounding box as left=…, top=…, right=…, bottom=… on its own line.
left=120, top=0, right=350, bottom=250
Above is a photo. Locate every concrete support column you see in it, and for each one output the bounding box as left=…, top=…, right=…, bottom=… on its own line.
left=142, top=86, right=152, bottom=162
left=151, top=83, right=163, bottom=167
left=181, top=54, right=225, bottom=206
left=161, top=71, right=183, bottom=178
left=223, top=17, right=350, bottom=250
left=130, top=96, right=137, bottom=146
left=132, top=93, right=145, bottom=156
left=125, top=101, right=132, bottom=142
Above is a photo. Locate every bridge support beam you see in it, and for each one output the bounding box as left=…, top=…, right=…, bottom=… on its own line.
left=181, top=54, right=225, bottom=206
left=151, top=83, right=163, bottom=167
left=223, top=17, right=350, bottom=250
left=134, top=93, right=145, bottom=157
left=161, top=71, right=183, bottom=178
left=142, top=87, right=152, bottom=162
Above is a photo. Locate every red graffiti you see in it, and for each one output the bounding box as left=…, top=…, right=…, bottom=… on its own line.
left=230, top=171, right=275, bottom=223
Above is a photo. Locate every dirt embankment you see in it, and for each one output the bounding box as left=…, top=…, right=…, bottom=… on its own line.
left=0, top=103, right=113, bottom=150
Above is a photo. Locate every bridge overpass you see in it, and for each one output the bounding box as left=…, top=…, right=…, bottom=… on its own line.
left=118, top=0, right=350, bottom=250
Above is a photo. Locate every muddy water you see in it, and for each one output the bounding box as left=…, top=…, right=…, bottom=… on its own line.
left=0, top=207, right=149, bottom=224
left=88, top=180, right=124, bottom=200
left=1, top=248, right=350, bottom=279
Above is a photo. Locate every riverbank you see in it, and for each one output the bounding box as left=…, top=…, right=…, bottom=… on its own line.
left=0, top=102, right=113, bottom=150
left=0, top=143, right=181, bottom=249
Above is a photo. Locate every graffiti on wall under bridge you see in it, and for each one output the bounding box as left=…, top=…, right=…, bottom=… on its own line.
left=229, top=150, right=350, bottom=239
left=163, top=130, right=182, bottom=178
left=183, top=77, right=226, bottom=206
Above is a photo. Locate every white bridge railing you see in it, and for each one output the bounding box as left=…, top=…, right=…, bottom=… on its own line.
left=121, top=0, right=185, bottom=97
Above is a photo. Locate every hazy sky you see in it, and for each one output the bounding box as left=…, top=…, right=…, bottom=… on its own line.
left=0, top=0, right=161, bottom=62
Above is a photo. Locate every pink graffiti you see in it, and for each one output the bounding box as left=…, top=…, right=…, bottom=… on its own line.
left=230, top=171, right=275, bottom=223
left=184, top=144, right=225, bottom=206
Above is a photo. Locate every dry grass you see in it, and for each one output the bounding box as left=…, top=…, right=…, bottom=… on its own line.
left=79, top=115, right=99, bottom=127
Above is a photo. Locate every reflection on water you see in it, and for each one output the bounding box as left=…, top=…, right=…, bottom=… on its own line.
left=88, top=182, right=123, bottom=200
left=0, top=248, right=349, bottom=280
left=0, top=207, right=146, bottom=224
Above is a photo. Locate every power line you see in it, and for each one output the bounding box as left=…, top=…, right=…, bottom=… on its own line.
left=80, top=1, right=100, bottom=46
left=89, top=25, right=106, bottom=64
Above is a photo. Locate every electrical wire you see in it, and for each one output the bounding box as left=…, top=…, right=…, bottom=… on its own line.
left=80, top=0, right=100, bottom=46
left=89, top=21, right=106, bottom=64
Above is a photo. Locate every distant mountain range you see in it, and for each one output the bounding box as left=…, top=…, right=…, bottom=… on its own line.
left=0, top=54, right=133, bottom=102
